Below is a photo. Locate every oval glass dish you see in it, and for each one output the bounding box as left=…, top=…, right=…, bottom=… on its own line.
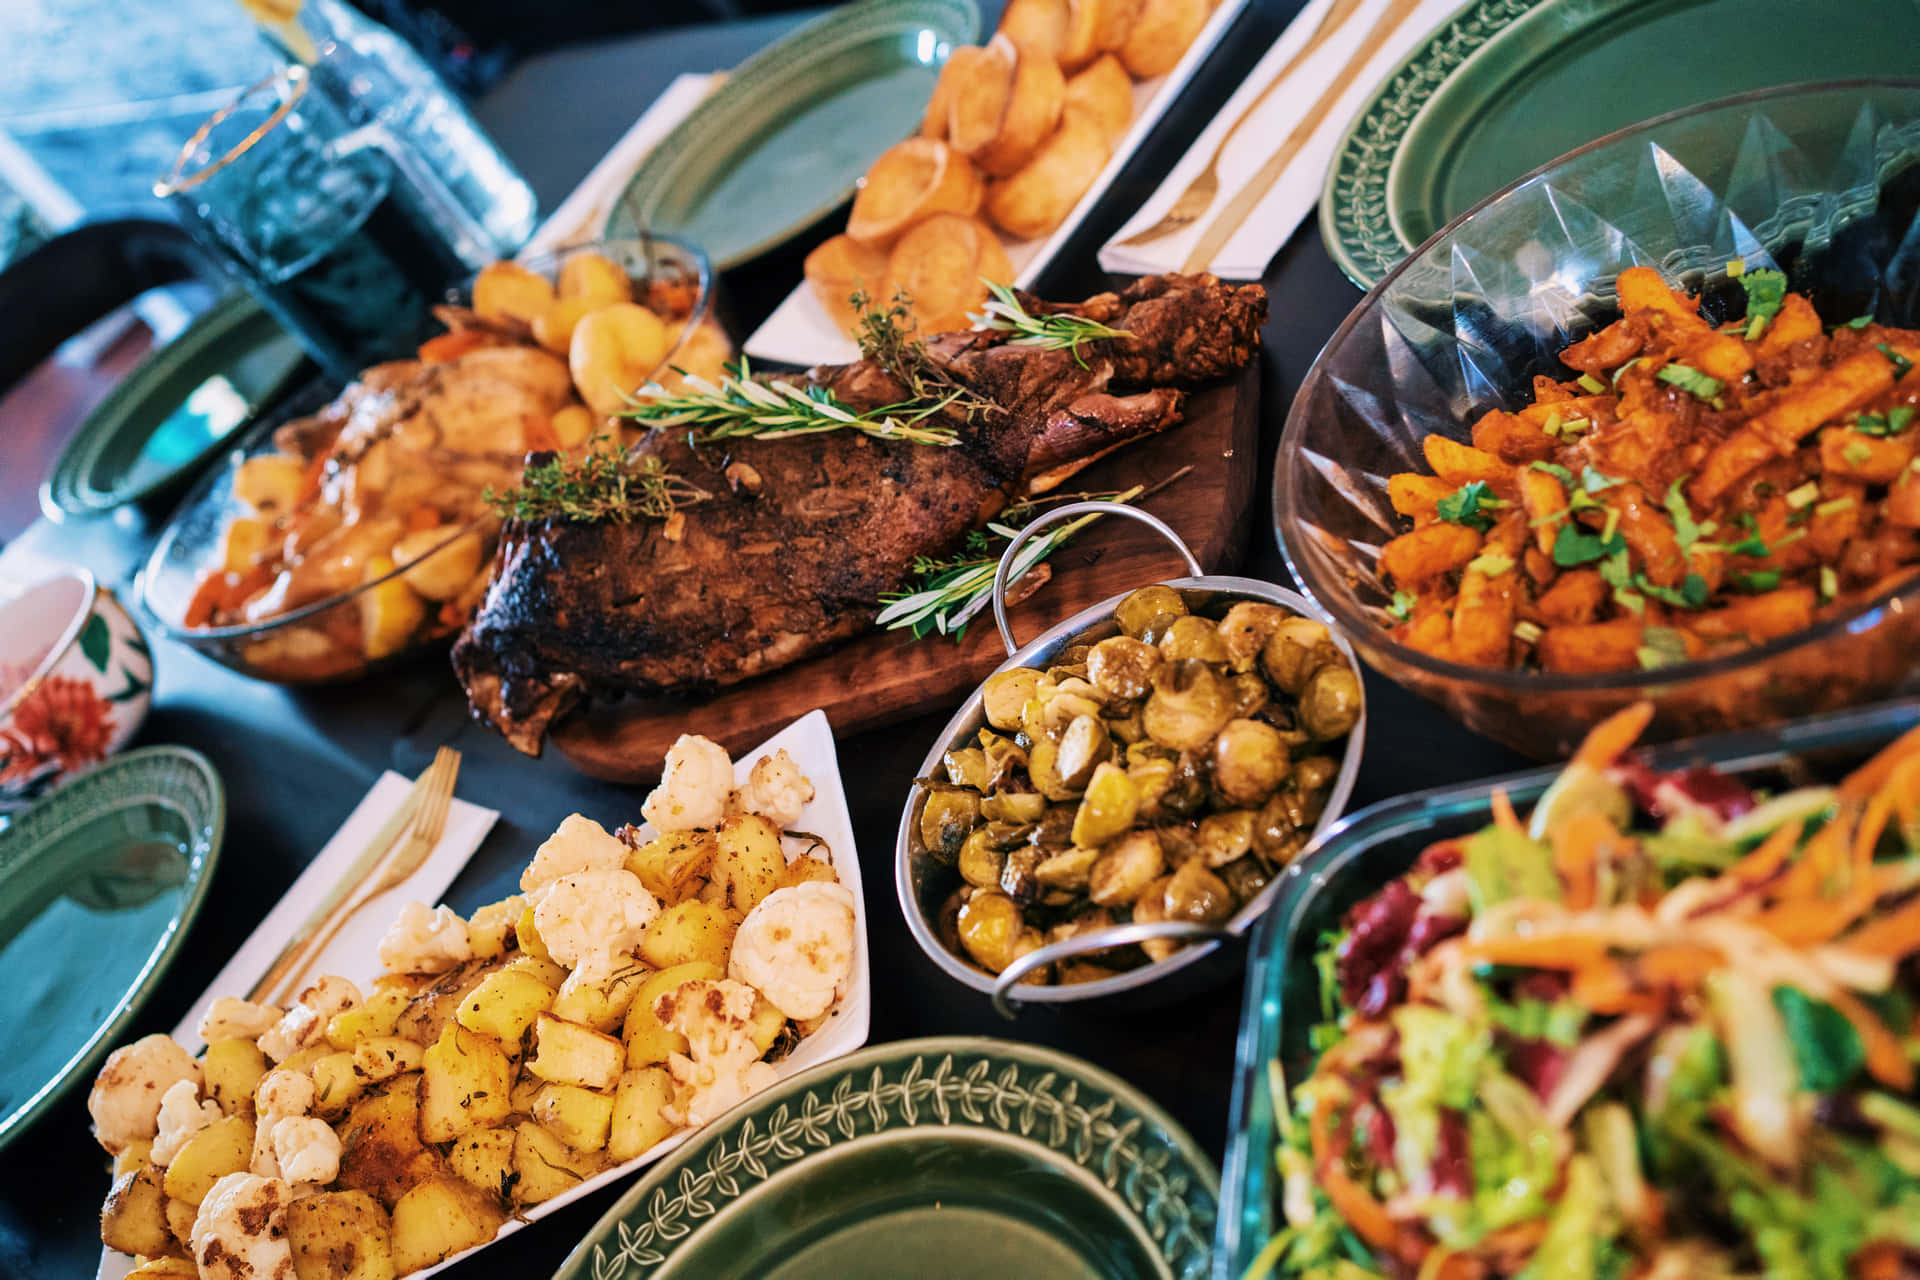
left=138, top=236, right=722, bottom=684
left=1277, top=80, right=1920, bottom=759
left=1214, top=697, right=1920, bottom=1279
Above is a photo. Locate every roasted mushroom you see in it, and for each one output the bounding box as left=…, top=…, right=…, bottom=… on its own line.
left=1143, top=659, right=1232, bottom=752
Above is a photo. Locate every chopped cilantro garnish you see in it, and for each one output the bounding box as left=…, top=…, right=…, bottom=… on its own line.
left=1855, top=412, right=1889, bottom=436
left=1738, top=269, right=1788, bottom=339
left=1638, top=572, right=1711, bottom=609
left=1437, top=480, right=1500, bottom=531
left=1529, top=461, right=1576, bottom=485
left=1637, top=625, right=1689, bottom=669
left=1880, top=344, right=1914, bottom=379
left=1892, top=406, right=1916, bottom=434
left=1577, top=373, right=1607, bottom=395
left=1658, top=363, right=1724, bottom=400
left=1731, top=569, right=1781, bottom=593
left=1843, top=314, right=1874, bottom=330
left=1555, top=521, right=1626, bottom=567
left=1582, top=467, right=1624, bottom=494
left=1663, top=477, right=1703, bottom=550
left=1721, top=512, right=1769, bottom=558
left=1387, top=589, right=1417, bottom=621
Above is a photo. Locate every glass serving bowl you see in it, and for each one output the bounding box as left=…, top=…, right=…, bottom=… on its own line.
left=1277, top=80, right=1920, bottom=760
left=1213, top=697, right=1920, bottom=1280
left=139, top=235, right=722, bottom=684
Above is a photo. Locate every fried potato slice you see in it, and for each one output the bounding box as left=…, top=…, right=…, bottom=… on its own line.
left=804, top=234, right=893, bottom=337
left=846, top=137, right=984, bottom=249
left=984, top=108, right=1113, bottom=241
left=1064, top=55, right=1134, bottom=146
left=886, top=213, right=1015, bottom=336
left=1118, top=0, right=1209, bottom=77
left=943, top=41, right=1018, bottom=159
left=973, top=35, right=1068, bottom=178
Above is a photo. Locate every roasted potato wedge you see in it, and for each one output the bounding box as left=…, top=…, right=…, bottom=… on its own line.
left=1118, top=0, right=1209, bottom=77
left=985, top=108, right=1114, bottom=241
left=569, top=301, right=672, bottom=418
left=285, top=1188, right=395, bottom=1280
left=998, top=0, right=1069, bottom=58
left=471, top=261, right=554, bottom=330
left=973, top=35, right=1068, bottom=178
left=1064, top=55, right=1133, bottom=146
left=886, top=213, right=1015, bottom=336
left=940, top=42, right=1018, bottom=160
left=387, top=1178, right=503, bottom=1274
left=845, top=137, right=983, bottom=249
left=804, top=234, right=893, bottom=337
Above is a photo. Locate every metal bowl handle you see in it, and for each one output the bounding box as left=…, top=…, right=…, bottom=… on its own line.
left=991, top=501, right=1203, bottom=657
left=990, top=918, right=1235, bottom=1019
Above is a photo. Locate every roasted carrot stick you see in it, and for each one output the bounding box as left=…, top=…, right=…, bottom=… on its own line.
left=1571, top=702, right=1656, bottom=770
left=1465, top=935, right=1610, bottom=969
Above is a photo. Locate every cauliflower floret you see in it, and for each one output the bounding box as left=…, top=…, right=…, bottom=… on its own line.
left=728, top=882, right=856, bottom=1021
left=654, top=978, right=778, bottom=1128
left=737, top=749, right=814, bottom=829
left=534, top=867, right=659, bottom=987
left=190, top=1172, right=294, bottom=1280
left=271, top=1115, right=341, bottom=1187
left=89, top=1033, right=201, bottom=1154
left=642, top=735, right=735, bottom=832
left=257, top=975, right=362, bottom=1064
left=377, top=900, right=473, bottom=975
left=250, top=1069, right=316, bottom=1177
left=151, top=1079, right=223, bottom=1167
left=197, top=996, right=284, bottom=1045
left=520, top=814, right=632, bottom=897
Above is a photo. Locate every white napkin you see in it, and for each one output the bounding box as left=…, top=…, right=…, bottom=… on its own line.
left=518, top=72, right=718, bottom=257
left=1100, top=0, right=1462, bottom=281
left=171, top=772, right=499, bottom=1053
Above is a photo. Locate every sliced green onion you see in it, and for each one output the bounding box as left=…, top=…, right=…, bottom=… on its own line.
left=1512, top=619, right=1544, bottom=644
left=1577, top=373, right=1607, bottom=395
left=1468, top=551, right=1515, bottom=576
left=1820, top=566, right=1838, bottom=600
left=1815, top=496, right=1856, bottom=517
left=1786, top=481, right=1821, bottom=510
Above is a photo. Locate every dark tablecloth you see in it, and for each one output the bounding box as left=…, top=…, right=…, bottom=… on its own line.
left=0, top=5, right=1524, bottom=1275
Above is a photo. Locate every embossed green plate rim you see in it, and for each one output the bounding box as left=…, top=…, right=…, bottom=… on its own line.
left=553, top=1035, right=1219, bottom=1280
left=600, top=0, right=978, bottom=269
left=0, top=746, right=224, bottom=1152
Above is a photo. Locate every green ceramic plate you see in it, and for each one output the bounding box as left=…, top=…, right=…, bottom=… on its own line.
left=602, top=0, right=978, bottom=269
left=41, top=291, right=309, bottom=519
left=1322, top=0, right=1920, bottom=287
left=556, top=1037, right=1218, bottom=1280
left=0, top=746, right=224, bottom=1152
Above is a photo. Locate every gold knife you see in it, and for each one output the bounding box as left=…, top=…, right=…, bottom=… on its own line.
left=1182, top=0, right=1428, bottom=274
left=245, top=770, right=433, bottom=1004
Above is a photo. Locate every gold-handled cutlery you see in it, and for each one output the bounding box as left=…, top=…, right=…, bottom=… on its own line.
left=1115, top=0, right=1362, bottom=247
left=247, top=747, right=461, bottom=1006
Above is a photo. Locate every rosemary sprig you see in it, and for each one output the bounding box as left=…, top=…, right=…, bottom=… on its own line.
left=875, top=466, right=1193, bottom=639
left=483, top=437, right=709, bottom=524
left=621, top=355, right=962, bottom=447
left=969, top=279, right=1132, bottom=368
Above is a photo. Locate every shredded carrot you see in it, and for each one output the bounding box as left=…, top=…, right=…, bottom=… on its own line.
left=1842, top=725, right=1920, bottom=802
left=1753, top=889, right=1875, bottom=947
left=1777, top=816, right=1854, bottom=902
left=1825, top=987, right=1915, bottom=1091
left=417, top=329, right=491, bottom=363
left=1838, top=893, right=1920, bottom=958
left=1551, top=811, right=1614, bottom=912
left=405, top=506, right=442, bottom=533
left=1572, top=960, right=1664, bottom=1016
left=1466, top=935, right=1609, bottom=969
left=1638, top=944, right=1722, bottom=987
left=1888, top=754, right=1920, bottom=835
left=294, top=449, right=331, bottom=507
left=1571, top=701, right=1656, bottom=770
left=1855, top=790, right=1894, bottom=883
left=1309, top=1094, right=1397, bottom=1251
left=1491, top=788, right=1524, bottom=834
left=1725, top=818, right=1804, bottom=887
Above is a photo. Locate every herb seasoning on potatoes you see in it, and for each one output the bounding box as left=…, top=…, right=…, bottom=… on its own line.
left=917, top=587, right=1362, bottom=986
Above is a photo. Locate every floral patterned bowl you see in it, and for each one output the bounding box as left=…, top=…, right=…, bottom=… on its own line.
left=0, top=568, right=153, bottom=811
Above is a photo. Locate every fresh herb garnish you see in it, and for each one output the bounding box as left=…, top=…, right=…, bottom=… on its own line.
left=1601, top=549, right=1642, bottom=613
left=1610, top=357, right=1642, bottom=388
left=1855, top=406, right=1915, bottom=437
left=1657, top=363, right=1724, bottom=400
left=1637, top=572, right=1711, bottom=609
left=1582, top=467, right=1624, bottom=494
left=1720, top=513, right=1770, bottom=558
left=1637, top=625, right=1689, bottom=670
left=1843, top=314, right=1875, bottom=330
left=1738, top=268, right=1788, bottom=339
left=1387, top=589, right=1417, bottom=621
left=1437, top=480, right=1502, bottom=531
left=854, top=288, right=999, bottom=422
left=1529, top=461, right=1576, bottom=486
left=626, top=354, right=962, bottom=446
left=970, top=279, right=1132, bottom=368
left=1552, top=521, right=1626, bottom=567
left=1879, top=344, right=1914, bottom=380
left=1663, top=477, right=1703, bottom=551
left=483, top=438, right=710, bottom=524
left=1731, top=569, right=1782, bottom=593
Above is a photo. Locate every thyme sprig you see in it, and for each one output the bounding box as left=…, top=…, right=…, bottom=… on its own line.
left=875, top=467, right=1193, bottom=639
left=969, top=279, right=1133, bottom=367
left=483, top=437, right=709, bottom=524
left=621, top=355, right=962, bottom=447
left=854, top=287, right=1000, bottom=423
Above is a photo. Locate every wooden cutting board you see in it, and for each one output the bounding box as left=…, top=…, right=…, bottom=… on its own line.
left=550, top=365, right=1259, bottom=784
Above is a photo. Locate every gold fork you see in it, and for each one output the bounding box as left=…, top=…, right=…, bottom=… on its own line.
left=261, top=747, right=461, bottom=1006
left=1114, top=0, right=1363, bottom=247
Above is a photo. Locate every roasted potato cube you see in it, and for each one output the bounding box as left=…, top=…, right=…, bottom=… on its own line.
left=358, top=555, right=426, bottom=661
left=446, top=1127, right=516, bottom=1199
left=557, top=251, right=633, bottom=306
left=394, top=958, right=500, bottom=1048
left=310, top=1050, right=365, bottom=1118
left=350, top=1036, right=423, bottom=1086
left=511, top=1121, right=603, bottom=1205
left=548, top=965, right=650, bottom=1035
left=391, top=528, right=485, bottom=602
left=127, top=1261, right=198, bottom=1279
left=471, top=260, right=554, bottom=329
left=221, top=516, right=272, bottom=574
left=455, top=968, right=556, bottom=1044
left=570, top=302, right=671, bottom=418
left=387, top=1178, right=504, bottom=1275
left=203, top=1036, right=268, bottom=1116
left=165, top=1195, right=198, bottom=1251
left=532, top=1082, right=615, bottom=1152
left=711, top=814, right=786, bottom=915
left=112, top=1139, right=153, bottom=1176
left=607, top=1065, right=678, bottom=1163
left=504, top=953, right=567, bottom=988
left=286, top=1188, right=395, bottom=1280
left=233, top=452, right=307, bottom=515
left=625, top=829, right=716, bottom=901
left=464, top=898, right=522, bottom=960
left=528, top=1014, right=624, bottom=1091
left=419, top=1023, right=513, bottom=1143
left=160, top=1114, right=253, bottom=1207
left=327, top=986, right=411, bottom=1050
left=622, top=962, right=722, bottom=1067
left=639, top=899, right=736, bottom=972
left=783, top=854, right=838, bottom=888
left=100, top=1163, right=171, bottom=1258
left=336, top=1077, right=444, bottom=1211
left=514, top=902, right=551, bottom=960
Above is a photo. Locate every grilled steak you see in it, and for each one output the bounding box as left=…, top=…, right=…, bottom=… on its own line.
left=454, top=273, right=1267, bottom=754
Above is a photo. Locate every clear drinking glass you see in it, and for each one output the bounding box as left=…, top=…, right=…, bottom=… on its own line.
left=156, top=65, right=491, bottom=381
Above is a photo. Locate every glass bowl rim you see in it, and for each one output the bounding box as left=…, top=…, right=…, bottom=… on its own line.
left=1276, top=75, right=1920, bottom=697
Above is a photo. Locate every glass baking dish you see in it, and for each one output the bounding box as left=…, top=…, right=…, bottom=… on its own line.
left=1214, top=698, right=1920, bottom=1280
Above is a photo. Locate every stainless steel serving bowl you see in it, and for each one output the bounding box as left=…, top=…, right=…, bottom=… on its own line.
left=895, top=503, right=1369, bottom=1015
